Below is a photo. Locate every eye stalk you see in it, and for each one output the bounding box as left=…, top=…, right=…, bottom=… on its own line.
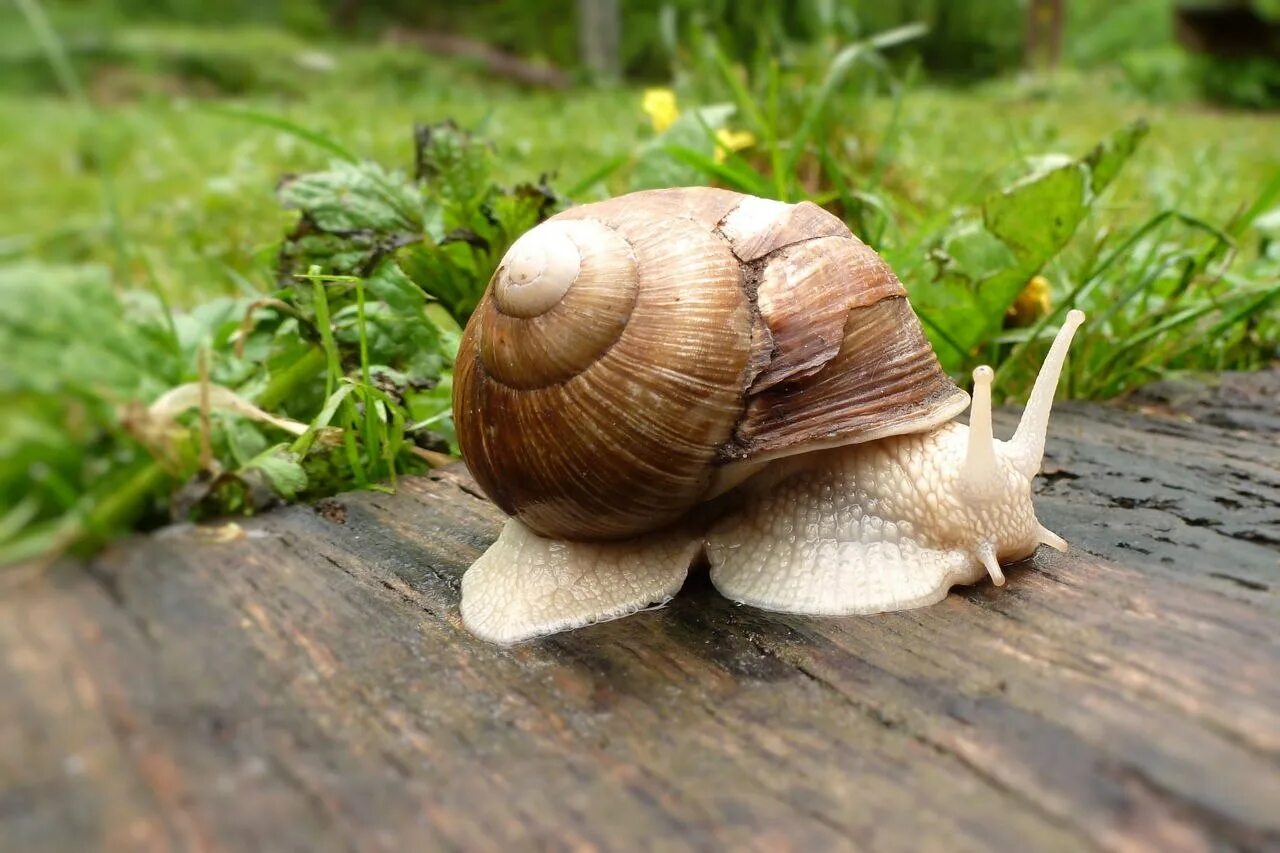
left=960, top=364, right=1000, bottom=499
left=962, top=311, right=1087, bottom=575
left=960, top=310, right=1086, bottom=497
left=1011, top=309, right=1086, bottom=477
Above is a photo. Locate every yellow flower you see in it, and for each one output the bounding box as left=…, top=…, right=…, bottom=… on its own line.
left=714, top=128, right=756, bottom=164
left=1007, top=275, right=1054, bottom=327
left=642, top=88, right=679, bottom=133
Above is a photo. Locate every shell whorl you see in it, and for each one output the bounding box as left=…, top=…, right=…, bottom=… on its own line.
left=480, top=219, right=639, bottom=389
left=455, top=189, right=756, bottom=539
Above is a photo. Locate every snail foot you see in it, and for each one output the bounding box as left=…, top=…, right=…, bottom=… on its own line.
left=707, top=513, right=987, bottom=616
left=461, top=518, right=700, bottom=644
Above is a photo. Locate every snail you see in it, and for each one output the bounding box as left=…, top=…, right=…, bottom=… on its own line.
left=452, top=187, right=1084, bottom=644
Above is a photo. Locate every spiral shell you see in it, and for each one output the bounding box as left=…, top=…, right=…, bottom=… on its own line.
left=454, top=188, right=967, bottom=540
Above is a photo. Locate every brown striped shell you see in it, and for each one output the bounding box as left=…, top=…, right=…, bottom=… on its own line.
left=453, top=188, right=968, bottom=540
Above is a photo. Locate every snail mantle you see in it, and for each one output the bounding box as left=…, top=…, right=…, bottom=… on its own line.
left=453, top=188, right=1086, bottom=644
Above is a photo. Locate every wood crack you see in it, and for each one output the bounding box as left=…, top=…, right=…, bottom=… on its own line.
left=81, top=559, right=159, bottom=646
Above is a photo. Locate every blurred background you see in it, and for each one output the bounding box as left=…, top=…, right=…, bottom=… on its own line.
left=2, top=0, right=1278, bottom=565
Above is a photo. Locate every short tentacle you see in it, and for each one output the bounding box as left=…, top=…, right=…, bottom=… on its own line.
left=1038, top=524, right=1069, bottom=552
left=977, top=541, right=1006, bottom=586
left=961, top=365, right=1001, bottom=497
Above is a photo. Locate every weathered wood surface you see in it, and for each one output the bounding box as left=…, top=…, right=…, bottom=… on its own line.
left=2, top=370, right=1278, bottom=852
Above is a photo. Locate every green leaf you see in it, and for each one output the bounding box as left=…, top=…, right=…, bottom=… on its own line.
left=983, top=160, right=1089, bottom=264
left=222, top=416, right=270, bottom=466
left=414, top=121, right=495, bottom=205
left=279, top=230, right=386, bottom=280
left=484, top=182, right=561, bottom=247
left=278, top=160, right=424, bottom=234
left=1083, top=119, right=1149, bottom=196
left=292, top=383, right=355, bottom=455
left=908, top=123, right=1148, bottom=367
left=364, top=257, right=428, bottom=315
left=937, top=220, right=1017, bottom=281
left=630, top=104, right=735, bottom=191
left=276, top=160, right=433, bottom=285
left=662, top=145, right=773, bottom=197
left=396, top=241, right=486, bottom=327
left=0, top=262, right=179, bottom=398
left=243, top=445, right=308, bottom=500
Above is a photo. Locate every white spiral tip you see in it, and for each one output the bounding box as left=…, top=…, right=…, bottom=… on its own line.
left=493, top=223, right=582, bottom=318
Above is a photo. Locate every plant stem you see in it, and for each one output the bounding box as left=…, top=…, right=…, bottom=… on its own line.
left=256, top=346, right=327, bottom=411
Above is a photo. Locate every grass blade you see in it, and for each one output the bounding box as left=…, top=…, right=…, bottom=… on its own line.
left=782, top=23, right=925, bottom=181
left=1227, top=170, right=1280, bottom=237
left=565, top=155, right=629, bottom=198
left=663, top=144, right=773, bottom=197
left=14, top=0, right=131, bottom=280
left=203, top=104, right=360, bottom=162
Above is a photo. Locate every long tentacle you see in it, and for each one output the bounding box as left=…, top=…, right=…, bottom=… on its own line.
left=1012, top=309, right=1086, bottom=476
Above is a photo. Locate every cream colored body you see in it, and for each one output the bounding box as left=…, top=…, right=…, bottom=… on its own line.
left=707, top=422, right=1061, bottom=616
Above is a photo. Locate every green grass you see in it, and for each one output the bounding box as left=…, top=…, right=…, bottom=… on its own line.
left=5, top=27, right=1277, bottom=298
left=0, top=26, right=642, bottom=300
left=2, top=20, right=1277, bottom=566
left=878, top=72, right=1280, bottom=227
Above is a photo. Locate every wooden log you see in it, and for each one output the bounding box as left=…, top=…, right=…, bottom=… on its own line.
left=2, top=370, right=1278, bottom=851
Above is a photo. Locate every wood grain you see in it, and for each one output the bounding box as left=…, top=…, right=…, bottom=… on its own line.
left=2, top=371, right=1278, bottom=852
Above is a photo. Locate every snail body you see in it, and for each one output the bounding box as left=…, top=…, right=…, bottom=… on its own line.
left=453, top=188, right=1083, bottom=644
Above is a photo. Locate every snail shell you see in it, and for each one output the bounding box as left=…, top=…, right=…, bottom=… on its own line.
left=453, top=188, right=968, bottom=539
